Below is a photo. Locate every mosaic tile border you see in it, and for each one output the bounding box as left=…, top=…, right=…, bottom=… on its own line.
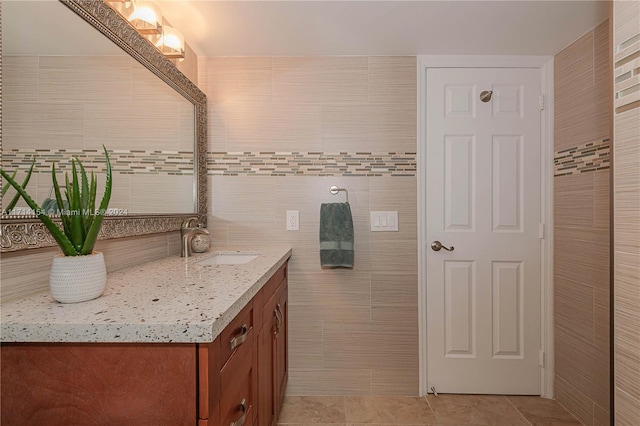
left=2, top=149, right=194, bottom=176
left=554, top=139, right=610, bottom=176
left=207, top=152, right=417, bottom=177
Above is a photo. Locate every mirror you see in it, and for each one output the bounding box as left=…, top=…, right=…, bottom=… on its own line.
left=0, top=0, right=207, bottom=252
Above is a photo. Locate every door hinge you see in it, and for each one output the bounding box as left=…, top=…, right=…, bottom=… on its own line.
left=539, top=350, right=545, bottom=368
left=539, top=223, right=545, bottom=239
left=539, top=94, right=545, bottom=111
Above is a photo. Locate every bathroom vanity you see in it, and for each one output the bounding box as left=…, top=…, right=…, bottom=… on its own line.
left=0, top=247, right=291, bottom=426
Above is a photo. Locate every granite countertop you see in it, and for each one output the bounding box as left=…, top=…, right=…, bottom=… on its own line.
left=0, top=247, right=292, bottom=344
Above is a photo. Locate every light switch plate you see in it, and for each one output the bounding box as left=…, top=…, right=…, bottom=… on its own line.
left=370, top=211, right=398, bottom=232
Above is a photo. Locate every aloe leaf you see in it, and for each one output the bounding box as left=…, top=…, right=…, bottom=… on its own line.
left=80, top=146, right=112, bottom=255
left=85, top=172, right=97, bottom=234
left=77, top=158, right=91, bottom=233
left=4, top=157, right=36, bottom=214
left=2, top=169, right=18, bottom=197
left=0, top=169, right=77, bottom=256
left=69, top=159, right=85, bottom=252
left=52, top=163, right=71, bottom=237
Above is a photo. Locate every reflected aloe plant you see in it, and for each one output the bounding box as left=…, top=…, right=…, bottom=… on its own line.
left=2, top=157, right=35, bottom=215
left=0, top=146, right=112, bottom=256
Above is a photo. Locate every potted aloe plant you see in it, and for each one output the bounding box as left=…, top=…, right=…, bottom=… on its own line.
left=0, top=146, right=112, bottom=303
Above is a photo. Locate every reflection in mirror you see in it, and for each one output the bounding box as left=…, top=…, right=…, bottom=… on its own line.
left=1, top=0, right=196, bottom=217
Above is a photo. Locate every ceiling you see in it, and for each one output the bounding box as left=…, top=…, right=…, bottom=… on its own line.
left=2, top=1, right=609, bottom=57
left=156, top=0, right=610, bottom=57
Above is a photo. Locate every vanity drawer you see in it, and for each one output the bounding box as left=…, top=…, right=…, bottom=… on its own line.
left=220, top=301, right=254, bottom=368
left=220, top=327, right=256, bottom=426
left=260, top=264, right=286, bottom=308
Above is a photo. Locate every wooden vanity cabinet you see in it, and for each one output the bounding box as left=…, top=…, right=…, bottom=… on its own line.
left=198, top=261, right=288, bottom=426
left=257, top=268, right=289, bottom=426
left=0, top=261, right=289, bottom=426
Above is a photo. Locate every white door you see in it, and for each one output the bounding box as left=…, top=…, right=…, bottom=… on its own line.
left=426, top=68, right=542, bottom=394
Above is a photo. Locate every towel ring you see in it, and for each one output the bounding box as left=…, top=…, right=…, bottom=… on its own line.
left=329, top=185, right=349, bottom=202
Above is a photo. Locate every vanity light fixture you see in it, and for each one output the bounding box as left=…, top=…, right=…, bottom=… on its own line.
left=156, top=25, right=185, bottom=59
left=128, top=1, right=162, bottom=35
left=106, top=0, right=135, bottom=21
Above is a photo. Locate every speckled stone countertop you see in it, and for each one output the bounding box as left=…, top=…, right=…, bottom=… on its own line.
left=1, top=247, right=292, bottom=344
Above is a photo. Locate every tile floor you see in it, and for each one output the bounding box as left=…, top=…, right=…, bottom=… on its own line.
left=278, top=394, right=582, bottom=425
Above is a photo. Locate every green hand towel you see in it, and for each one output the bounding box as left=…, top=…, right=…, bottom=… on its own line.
left=319, top=202, right=354, bottom=268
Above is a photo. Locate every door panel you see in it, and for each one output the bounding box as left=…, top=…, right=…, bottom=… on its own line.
left=426, top=67, right=542, bottom=394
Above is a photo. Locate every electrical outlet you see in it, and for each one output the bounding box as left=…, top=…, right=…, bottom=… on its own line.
left=286, top=210, right=299, bottom=231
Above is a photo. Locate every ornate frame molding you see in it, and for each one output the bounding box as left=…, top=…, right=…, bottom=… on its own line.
left=0, top=0, right=208, bottom=252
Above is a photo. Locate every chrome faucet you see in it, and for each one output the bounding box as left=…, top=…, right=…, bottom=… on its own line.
left=181, top=217, right=210, bottom=257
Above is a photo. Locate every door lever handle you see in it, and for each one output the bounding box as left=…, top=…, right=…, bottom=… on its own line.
left=431, top=241, right=454, bottom=252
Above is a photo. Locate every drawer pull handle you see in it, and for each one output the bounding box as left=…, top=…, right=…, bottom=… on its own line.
left=229, top=324, right=248, bottom=351
left=230, top=398, right=247, bottom=426
left=274, top=307, right=282, bottom=336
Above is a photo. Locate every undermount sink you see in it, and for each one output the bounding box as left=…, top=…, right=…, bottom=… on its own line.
left=197, top=253, right=259, bottom=266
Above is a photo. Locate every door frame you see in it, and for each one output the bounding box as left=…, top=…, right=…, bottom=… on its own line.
left=417, top=55, right=555, bottom=398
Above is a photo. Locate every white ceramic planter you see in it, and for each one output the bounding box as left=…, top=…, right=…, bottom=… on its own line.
left=50, top=251, right=107, bottom=303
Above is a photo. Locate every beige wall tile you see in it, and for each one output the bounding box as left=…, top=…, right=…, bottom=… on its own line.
left=555, top=276, right=595, bottom=343
left=594, top=171, right=611, bottom=231
left=371, top=273, right=417, bottom=308
left=593, top=403, right=610, bottom=426
left=84, top=101, right=182, bottom=151
left=555, top=21, right=611, bottom=424
left=287, top=369, right=372, bottom=396
left=323, top=321, right=418, bottom=370
left=555, top=375, right=596, bottom=426
left=371, top=305, right=418, bottom=324
left=132, top=60, right=184, bottom=102
left=614, top=251, right=640, bottom=407
left=614, top=109, right=640, bottom=254
left=39, top=56, right=132, bottom=103
left=166, top=231, right=182, bottom=257
left=556, top=327, right=610, bottom=409
left=273, top=57, right=368, bottom=104
left=555, top=30, right=594, bottom=109
left=4, top=56, right=39, bottom=102
left=96, top=233, right=169, bottom=273
left=4, top=101, right=84, bottom=150
left=206, top=212, right=229, bottom=247
left=0, top=246, right=59, bottom=302
left=199, top=57, right=272, bottom=104
left=211, top=176, right=276, bottom=222
left=129, top=174, right=194, bottom=214
left=370, top=239, right=417, bottom=274
left=555, top=228, right=609, bottom=290
left=368, top=56, right=417, bottom=104
left=321, top=103, right=416, bottom=152
left=616, top=387, right=640, bottom=426
left=554, top=173, right=594, bottom=229
left=207, top=105, right=227, bottom=152
left=594, top=288, right=610, bottom=354
left=224, top=103, right=322, bottom=152
left=369, top=177, right=417, bottom=240
left=554, top=25, right=610, bottom=151
left=287, top=307, right=323, bottom=369
left=288, top=272, right=371, bottom=323
left=371, top=369, right=419, bottom=396
left=201, top=56, right=418, bottom=396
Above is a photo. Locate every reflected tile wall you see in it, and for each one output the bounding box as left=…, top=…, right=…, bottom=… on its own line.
left=199, top=56, right=418, bottom=395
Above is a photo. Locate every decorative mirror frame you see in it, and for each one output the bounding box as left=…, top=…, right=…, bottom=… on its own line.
left=0, top=0, right=207, bottom=252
